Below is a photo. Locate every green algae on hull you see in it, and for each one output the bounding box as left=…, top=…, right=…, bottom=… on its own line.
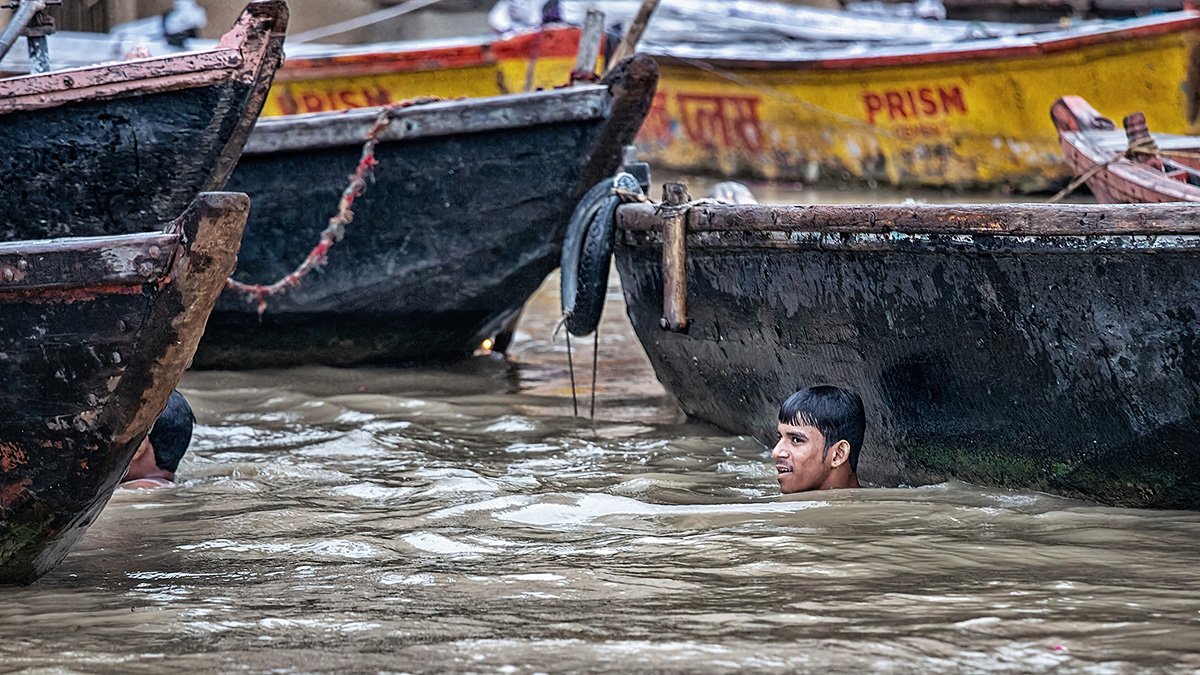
left=903, top=441, right=1197, bottom=509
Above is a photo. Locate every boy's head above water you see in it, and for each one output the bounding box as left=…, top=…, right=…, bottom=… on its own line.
left=773, top=385, right=865, bottom=494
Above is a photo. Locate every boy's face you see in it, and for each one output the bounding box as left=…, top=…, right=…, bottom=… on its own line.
left=771, top=421, right=833, bottom=494
left=123, top=437, right=159, bottom=482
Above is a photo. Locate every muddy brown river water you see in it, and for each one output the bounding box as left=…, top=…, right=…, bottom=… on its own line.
left=3, top=178, right=1198, bottom=673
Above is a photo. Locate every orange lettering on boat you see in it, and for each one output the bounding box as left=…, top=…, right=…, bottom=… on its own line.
left=863, top=84, right=968, bottom=124
left=675, top=93, right=765, bottom=153
left=300, top=91, right=326, bottom=113
left=863, top=93, right=884, bottom=124
left=939, top=86, right=967, bottom=116
left=294, top=86, right=393, bottom=113
left=362, top=87, right=391, bottom=108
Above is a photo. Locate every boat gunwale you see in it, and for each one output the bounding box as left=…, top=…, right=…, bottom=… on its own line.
left=0, top=231, right=180, bottom=292
left=615, top=201, right=1200, bottom=238
left=0, top=50, right=243, bottom=104
left=273, top=26, right=582, bottom=82
left=619, top=227, right=1200, bottom=254
left=244, top=84, right=614, bottom=154
left=1059, top=128, right=1200, bottom=154
left=0, top=0, right=286, bottom=114
left=645, top=11, right=1200, bottom=71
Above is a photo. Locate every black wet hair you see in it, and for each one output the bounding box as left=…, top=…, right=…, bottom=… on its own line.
left=778, top=385, right=865, bottom=472
left=149, top=390, right=194, bottom=472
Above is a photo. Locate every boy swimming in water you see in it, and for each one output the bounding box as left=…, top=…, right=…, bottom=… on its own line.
left=121, top=390, right=195, bottom=489
left=772, top=385, right=865, bottom=494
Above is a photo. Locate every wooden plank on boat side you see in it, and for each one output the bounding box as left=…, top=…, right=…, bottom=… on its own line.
left=0, top=232, right=178, bottom=290
left=245, top=85, right=612, bottom=153
left=616, top=202, right=1200, bottom=236
left=0, top=50, right=242, bottom=112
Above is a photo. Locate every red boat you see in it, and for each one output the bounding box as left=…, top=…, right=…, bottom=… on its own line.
left=1052, top=95, right=1200, bottom=203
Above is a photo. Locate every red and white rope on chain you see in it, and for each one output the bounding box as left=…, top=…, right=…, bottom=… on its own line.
left=225, top=97, right=441, bottom=315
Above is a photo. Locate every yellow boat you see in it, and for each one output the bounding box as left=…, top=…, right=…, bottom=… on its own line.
left=260, top=27, right=588, bottom=117
left=634, top=11, right=1200, bottom=189
left=263, top=11, right=1200, bottom=190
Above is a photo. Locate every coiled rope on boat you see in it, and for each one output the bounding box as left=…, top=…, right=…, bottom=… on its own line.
left=225, top=97, right=441, bottom=315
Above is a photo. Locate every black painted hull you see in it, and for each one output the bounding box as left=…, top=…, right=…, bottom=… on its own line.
left=196, top=55, right=659, bottom=368
left=616, top=202, right=1200, bottom=509
left=0, top=1, right=286, bottom=240
left=0, top=193, right=248, bottom=584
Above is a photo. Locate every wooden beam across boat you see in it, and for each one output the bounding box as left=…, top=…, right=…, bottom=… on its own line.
left=0, top=231, right=179, bottom=289
left=618, top=201, right=1200, bottom=236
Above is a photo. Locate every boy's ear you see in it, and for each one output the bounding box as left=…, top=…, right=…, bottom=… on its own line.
left=829, top=439, right=851, bottom=468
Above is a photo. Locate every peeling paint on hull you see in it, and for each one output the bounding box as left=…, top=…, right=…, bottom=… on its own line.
left=0, top=194, right=248, bottom=585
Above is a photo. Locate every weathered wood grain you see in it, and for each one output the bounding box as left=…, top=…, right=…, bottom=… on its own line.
left=0, top=192, right=248, bottom=585
left=619, top=201, right=1200, bottom=235
left=0, top=0, right=286, bottom=241
left=243, top=84, right=612, bottom=153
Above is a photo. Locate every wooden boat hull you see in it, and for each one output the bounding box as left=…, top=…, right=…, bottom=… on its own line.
left=252, top=11, right=1200, bottom=190
left=1052, top=95, right=1200, bottom=202
left=193, top=55, right=658, bottom=369
left=0, top=1, right=287, bottom=240
left=616, top=201, right=1200, bottom=508
left=0, top=193, right=248, bottom=585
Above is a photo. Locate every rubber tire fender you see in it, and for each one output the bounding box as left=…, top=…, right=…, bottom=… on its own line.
left=560, top=172, right=642, bottom=337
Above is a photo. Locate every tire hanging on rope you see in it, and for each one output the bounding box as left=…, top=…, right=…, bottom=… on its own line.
left=560, top=172, right=643, bottom=337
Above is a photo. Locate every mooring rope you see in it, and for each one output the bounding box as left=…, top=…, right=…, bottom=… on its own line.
left=566, top=330, right=579, bottom=417
left=557, top=180, right=655, bottom=419
left=1046, top=155, right=1118, bottom=203
left=287, top=0, right=449, bottom=45
left=225, top=97, right=442, bottom=315
left=590, top=328, right=600, bottom=420
left=612, top=187, right=652, bottom=204
left=1131, top=146, right=1200, bottom=161
left=560, top=280, right=606, bottom=420
left=1046, top=135, right=1193, bottom=203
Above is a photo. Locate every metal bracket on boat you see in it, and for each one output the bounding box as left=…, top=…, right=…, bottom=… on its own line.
left=0, top=0, right=59, bottom=74
left=621, top=145, right=651, bottom=194
left=659, top=181, right=690, bottom=333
